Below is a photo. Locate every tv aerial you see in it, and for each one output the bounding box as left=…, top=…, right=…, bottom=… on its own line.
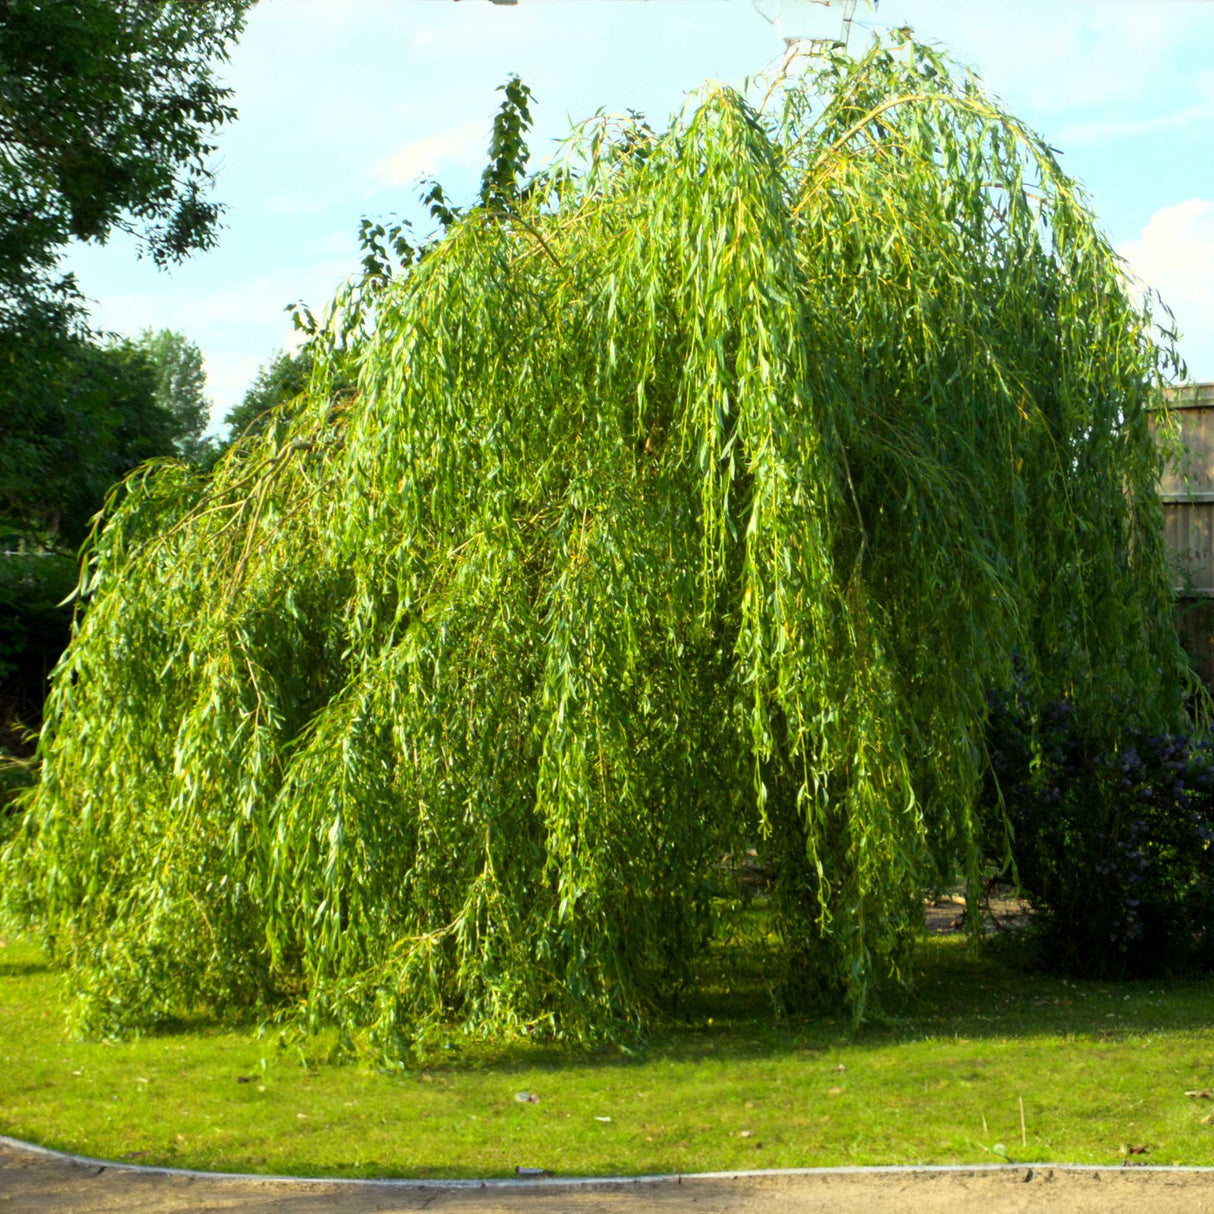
left=752, top=0, right=873, bottom=52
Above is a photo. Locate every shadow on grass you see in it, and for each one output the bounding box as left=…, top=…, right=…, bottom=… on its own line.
left=6, top=926, right=1214, bottom=1080
left=0, top=957, right=50, bottom=980
left=359, top=933, right=1214, bottom=1085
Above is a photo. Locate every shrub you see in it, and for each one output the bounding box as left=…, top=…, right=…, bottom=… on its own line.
left=0, top=552, right=75, bottom=813
left=983, top=674, right=1214, bottom=977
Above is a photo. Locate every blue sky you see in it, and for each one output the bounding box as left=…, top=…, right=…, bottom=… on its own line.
left=66, top=0, right=1214, bottom=431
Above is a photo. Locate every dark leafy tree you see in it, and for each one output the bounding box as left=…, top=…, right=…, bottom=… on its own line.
left=0, top=335, right=176, bottom=552
left=0, top=0, right=251, bottom=577
left=0, top=334, right=176, bottom=797
left=0, top=0, right=252, bottom=796
left=0, top=0, right=252, bottom=335
left=222, top=348, right=317, bottom=447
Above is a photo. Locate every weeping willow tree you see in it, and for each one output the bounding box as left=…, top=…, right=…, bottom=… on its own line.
left=1, top=38, right=1191, bottom=1053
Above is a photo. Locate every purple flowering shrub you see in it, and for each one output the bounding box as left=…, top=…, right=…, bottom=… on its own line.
left=981, top=677, right=1214, bottom=977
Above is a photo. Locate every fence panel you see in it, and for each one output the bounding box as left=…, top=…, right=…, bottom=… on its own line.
left=1158, top=384, right=1214, bottom=686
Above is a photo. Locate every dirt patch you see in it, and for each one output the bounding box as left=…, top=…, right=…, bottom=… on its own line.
left=924, top=886, right=1032, bottom=936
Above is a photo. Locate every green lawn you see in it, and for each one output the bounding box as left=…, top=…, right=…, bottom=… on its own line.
left=1, top=931, right=1213, bottom=1178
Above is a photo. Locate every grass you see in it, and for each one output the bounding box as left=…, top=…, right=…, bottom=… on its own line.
left=1, top=927, right=1213, bottom=1179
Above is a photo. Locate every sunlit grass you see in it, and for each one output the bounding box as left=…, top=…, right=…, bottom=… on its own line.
left=2, top=929, right=1212, bottom=1178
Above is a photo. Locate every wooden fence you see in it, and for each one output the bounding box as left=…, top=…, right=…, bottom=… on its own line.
left=1158, top=383, right=1214, bottom=686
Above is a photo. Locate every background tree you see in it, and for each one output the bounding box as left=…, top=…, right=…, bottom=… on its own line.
left=0, top=0, right=252, bottom=337
left=0, top=334, right=174, bottom=801
left=0, top=0, right=252, bottom=792
left=222, top=348, right=315, bottom=446
left=0, top=337, right=179, bottom=554
left=0, top=0, right=251, bottom=605
left=134, top=328, right=214, bottom=464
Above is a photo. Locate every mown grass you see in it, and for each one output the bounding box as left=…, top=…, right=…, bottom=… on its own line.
left=1, top=927, right=1213, bottom=1179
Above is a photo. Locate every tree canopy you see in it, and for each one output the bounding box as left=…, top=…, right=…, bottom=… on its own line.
left=134, top=328, right=213, bottom=464
left=0, top=331, right=200, bottom=745
left=1, top=38, right=1192, bottom=1056
left=222, top=347, right=317, bottom=447
left=0, top=333, right=181, bottom=550
left=1, top=0, right=250, bottom=539
left=0, top=0, right=251, bottom=335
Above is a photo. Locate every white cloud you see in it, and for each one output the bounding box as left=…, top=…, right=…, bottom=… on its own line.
left=373, top=119, right=490, bottom=187
left=1120, top=199, right=1214, bottom=382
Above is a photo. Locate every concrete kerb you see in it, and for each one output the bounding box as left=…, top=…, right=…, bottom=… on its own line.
left=4, top=1133, right=1214, bottom=1190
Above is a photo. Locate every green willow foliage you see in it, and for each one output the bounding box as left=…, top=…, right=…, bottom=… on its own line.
left=2, top=39, right=1192, bottom=1053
